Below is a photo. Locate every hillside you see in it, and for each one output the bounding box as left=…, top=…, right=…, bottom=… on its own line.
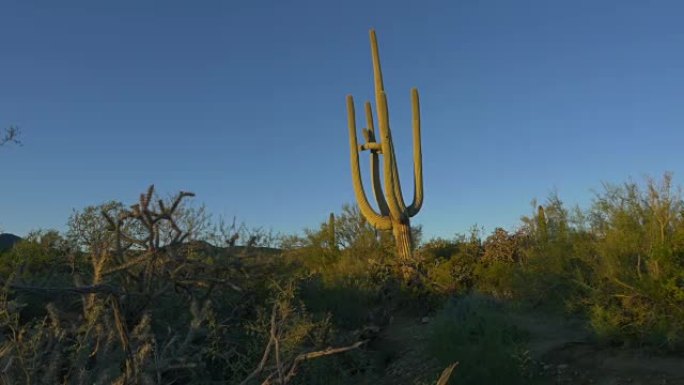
left=0, top=233, right=21, bottom=252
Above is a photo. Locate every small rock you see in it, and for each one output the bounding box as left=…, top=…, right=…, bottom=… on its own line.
left=421, top=316, right=430, bottom=324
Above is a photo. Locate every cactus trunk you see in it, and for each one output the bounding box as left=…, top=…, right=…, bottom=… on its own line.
left=392, top=219, right=414, bottom=278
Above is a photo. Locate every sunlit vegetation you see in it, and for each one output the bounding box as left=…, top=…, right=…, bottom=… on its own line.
left=1, top=174, right=683, bottom=384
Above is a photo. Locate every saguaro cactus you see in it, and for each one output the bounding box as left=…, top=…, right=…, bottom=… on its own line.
left=536, top=205, right=548, bottom=243
left=346, top=29, right=423, bottom=273
left=327, top=212, right=338, bottom=252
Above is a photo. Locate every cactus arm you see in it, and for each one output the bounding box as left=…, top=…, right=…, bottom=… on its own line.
left=347, top=95, right=393, bottom=230
left=371, top=30, right=406, bottom=220
left=371, top=29, right=409, bottom=218
left=388, top=130, right=409, bottom=214
left=376, top=90, right=406, bottom=221
left=365, top=101, right=391, bottom=216
left=407, top=88, right=423, bottom=217
left=360, top=142, right=382, bottom=152
left=370, top=29, right=385, bottom=96
left=372, top=151, right=391, bottom=216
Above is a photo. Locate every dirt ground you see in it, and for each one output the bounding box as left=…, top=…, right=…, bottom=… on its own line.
left=509, top=310, right=684, bottom=385
left=374, top=307, right=684, bottom=385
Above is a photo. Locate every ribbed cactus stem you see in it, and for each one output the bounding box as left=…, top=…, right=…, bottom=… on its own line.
left=348, top=95, right=393, bottom=231
left=365, top=101, right=390, bottom=216
left=393, top=222, right=414, bottom=279
left=408, top=88, right=423, bottom=216
left=537, top=205, right=548, bottom=242
left=328, top=212, right=338, bottom=251
left=346, top=29, right=424, bottom=275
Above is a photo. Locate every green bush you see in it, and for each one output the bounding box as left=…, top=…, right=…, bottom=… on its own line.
left=418, top=175, right=684, bottom=352
left=299, top=276, right=378, bottom=330
left=421, top=232, right=481, bottom=295
left=426, top=296, right=530, bottom=385
left=580, top=175, right=684, bottom=350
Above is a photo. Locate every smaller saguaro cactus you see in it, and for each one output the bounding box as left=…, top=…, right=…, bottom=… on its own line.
left=327, top=212, right=338, bottom=252
left=536, top=205, right=548, bottom=242
left=346, top=29, right=423, bottom=275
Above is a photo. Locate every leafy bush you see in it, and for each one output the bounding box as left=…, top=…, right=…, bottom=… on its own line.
left=581, top=175, right=684, bottom=349
left=1, top=188, right=368, bottom=384
left=426, top=295, right=530, bottom=385
left=421, top=232, right=481, bottom=295
left=421, top=174, right=684, bottom=351
left=0, top=230, right=69, bottom=277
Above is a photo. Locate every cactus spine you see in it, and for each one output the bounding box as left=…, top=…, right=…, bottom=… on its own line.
left=346, top=29, right=423, bottom=274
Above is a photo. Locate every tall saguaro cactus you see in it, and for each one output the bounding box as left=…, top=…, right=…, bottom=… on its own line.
left=346, top=29, right=423, bottom=273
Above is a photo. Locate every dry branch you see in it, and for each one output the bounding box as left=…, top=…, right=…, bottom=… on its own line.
left=279, top=340, right=369, bottom=385
left=3, top=283, right=123, bottom=296
left=436, top=362, right=458, bottom=385
left=240, top=302, right=368, bottom=385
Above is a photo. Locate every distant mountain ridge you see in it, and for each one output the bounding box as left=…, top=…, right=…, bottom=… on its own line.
left=0, top=233, right=22, bottom=252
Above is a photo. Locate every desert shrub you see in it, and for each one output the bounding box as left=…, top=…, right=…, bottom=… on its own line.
left=421, top=231, right=482, bottom=295
left=580, top=175, right=684, bottom=349
left=473, top=227, right=523, bottom=299
left=406, top=174, right=684, bottom=352
left=237, top=279, right=376, bottom=385
left=487, top=175, right=684, bottom=349
left=420, top=237, right=462, bottom=261
left=298, top=275, right=374, bottom=330
left=285, top=205, right=403, bottom=329
left=426, top=295, right=530, bottom=385
left=473, top=196, right=594, bottom=311
left=0, top=230, right=69, bottom=277
left=473, top=259, right=519, bottom=300
left=0, top=230, right=79, bottom=321
left=296, top=248, right=408, bottom=331
left=282, top=205, right=393, bottom=272
left=0, top=187, right=270, bottom=384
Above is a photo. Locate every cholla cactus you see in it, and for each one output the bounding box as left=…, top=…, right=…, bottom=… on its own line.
left=346, top=29, right=423, bottom=275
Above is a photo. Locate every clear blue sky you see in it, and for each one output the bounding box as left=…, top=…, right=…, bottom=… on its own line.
left=2, top=0, right=683, bottom=240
